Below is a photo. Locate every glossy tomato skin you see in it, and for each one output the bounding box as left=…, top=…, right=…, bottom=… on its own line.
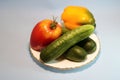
left=30, top=19, right=62, bottom=51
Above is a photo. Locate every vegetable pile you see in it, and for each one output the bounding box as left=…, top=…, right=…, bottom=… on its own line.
left=30, top=6, right=96, bottom=63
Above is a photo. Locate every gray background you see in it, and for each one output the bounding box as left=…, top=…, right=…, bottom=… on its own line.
left=0, top=0, right=120, bottom=80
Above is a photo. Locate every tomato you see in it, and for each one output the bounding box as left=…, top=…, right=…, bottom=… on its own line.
left=30, top=19, right=62, bottom=51
left=61, top=6, right=95, bottom=30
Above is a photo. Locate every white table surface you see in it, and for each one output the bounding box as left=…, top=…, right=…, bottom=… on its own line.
left=0, top=0, right=120, bottom=80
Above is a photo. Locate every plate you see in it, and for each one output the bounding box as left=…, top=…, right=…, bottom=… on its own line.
left=29, top=33, right=100, bottom=70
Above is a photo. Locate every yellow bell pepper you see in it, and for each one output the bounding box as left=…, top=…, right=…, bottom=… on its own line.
left=61, top=6, right=95, bottom=30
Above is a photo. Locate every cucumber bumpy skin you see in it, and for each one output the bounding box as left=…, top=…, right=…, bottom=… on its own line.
left=40, top=24, right=94, bottom=62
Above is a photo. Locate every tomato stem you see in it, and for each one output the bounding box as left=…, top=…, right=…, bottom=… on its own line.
left=50, top=21, right=57, bottom=30
left=50, top=17, right=58, bottom=30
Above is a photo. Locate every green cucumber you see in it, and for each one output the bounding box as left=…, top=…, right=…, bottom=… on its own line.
left=78, top=37, right=96, bottom=54
left=62, top=27, right=96, bottom=54
left=65, top=46, right=87, bottom=62
left=40, top=24, right=94, bottom=62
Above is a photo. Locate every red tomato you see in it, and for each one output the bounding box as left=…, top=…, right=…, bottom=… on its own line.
left=30, top=19, right=62, bottom=51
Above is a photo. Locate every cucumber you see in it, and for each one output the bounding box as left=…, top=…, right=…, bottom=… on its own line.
left=78, top=37, right=96, bottom=54
left=65, top=46, right=87, bottom=62
left=40, top=24, right=94, bottom=62
left=61, top=27, right=96, bottom=54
